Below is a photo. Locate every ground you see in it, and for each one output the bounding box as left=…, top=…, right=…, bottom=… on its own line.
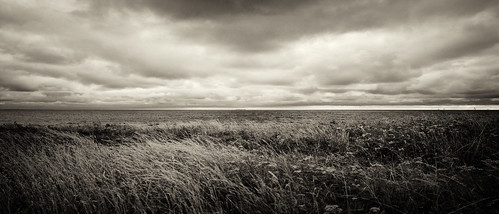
left=0, top=111, right=498, bottom=213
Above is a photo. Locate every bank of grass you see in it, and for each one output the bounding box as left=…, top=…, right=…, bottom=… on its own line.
left=0, top=113, right=498, bottom=213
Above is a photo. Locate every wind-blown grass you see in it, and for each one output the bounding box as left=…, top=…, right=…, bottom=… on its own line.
left=0, top=112, right=498, bottom=213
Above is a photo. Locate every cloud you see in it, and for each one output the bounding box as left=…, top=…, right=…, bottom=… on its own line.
left=81, top=0, right=499, bottom=52
left=405, top=13, right=499, bottom=67
left=0, top=32, right=86, bottom=65
left=0, top=72, right=38, bottom=92
left=367, top=53, right=499, bottom=103
left=0, top=0, right=498, bottom=109
left=84, top=0, right=309, bottom=19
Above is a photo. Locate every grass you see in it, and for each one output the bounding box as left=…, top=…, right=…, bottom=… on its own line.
left=0, top=111, right=498, bottom=213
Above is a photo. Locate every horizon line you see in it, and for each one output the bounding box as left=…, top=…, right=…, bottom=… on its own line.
left=1, top=105, right=498, bottom=111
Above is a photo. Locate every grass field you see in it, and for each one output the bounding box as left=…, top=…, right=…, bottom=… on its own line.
left=1, top=111, right=498, bottom=213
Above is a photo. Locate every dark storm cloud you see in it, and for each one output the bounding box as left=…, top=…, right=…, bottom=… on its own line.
left=85, top=0, right=308, bottom=19
left=2, top=91, right=85, bottom=104
left=366, top=57, right=499, bottom=103
left=0, top=43, right=86, bottom=65
left=86, top=0, right=499, bottom=24
left=0, top=78, right=38, bottom=92
left=368, top=84, right=433, bottom=96
left=315, top=63, right=420, bottom=86
left=456, top=90, right=499, bottom=99
left=84, top=0, right=499, bottom=52
left=410, top=20, right=499, bottom=67
left=0, top=60, right=171, bottom=90
left=0, top=4, right=38, bottom=27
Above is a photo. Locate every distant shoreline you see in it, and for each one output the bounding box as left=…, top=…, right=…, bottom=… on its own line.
left=1, top=107, right=498, bottom=111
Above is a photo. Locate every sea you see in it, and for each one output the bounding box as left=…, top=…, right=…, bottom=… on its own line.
left=1, top=110, right=496, bottom=125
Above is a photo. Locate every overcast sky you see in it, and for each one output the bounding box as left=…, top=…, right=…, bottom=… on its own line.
left=1, top=0, right=498, bottom=109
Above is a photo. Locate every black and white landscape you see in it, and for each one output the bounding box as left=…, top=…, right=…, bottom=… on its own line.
left=0, top=0, right=498, bottom=213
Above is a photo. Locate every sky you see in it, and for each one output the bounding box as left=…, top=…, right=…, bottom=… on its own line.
left=0, top=0, right=498, bottom=109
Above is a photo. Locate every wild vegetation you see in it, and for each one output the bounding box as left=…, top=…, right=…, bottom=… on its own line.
left=0, top=111, right=498, bottom=213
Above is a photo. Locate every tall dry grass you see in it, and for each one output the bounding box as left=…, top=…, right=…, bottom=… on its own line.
left=1, top=112, right=498, bottom=213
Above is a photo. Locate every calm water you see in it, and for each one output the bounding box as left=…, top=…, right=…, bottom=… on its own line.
left=1, top=110, right=497, bottom=125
